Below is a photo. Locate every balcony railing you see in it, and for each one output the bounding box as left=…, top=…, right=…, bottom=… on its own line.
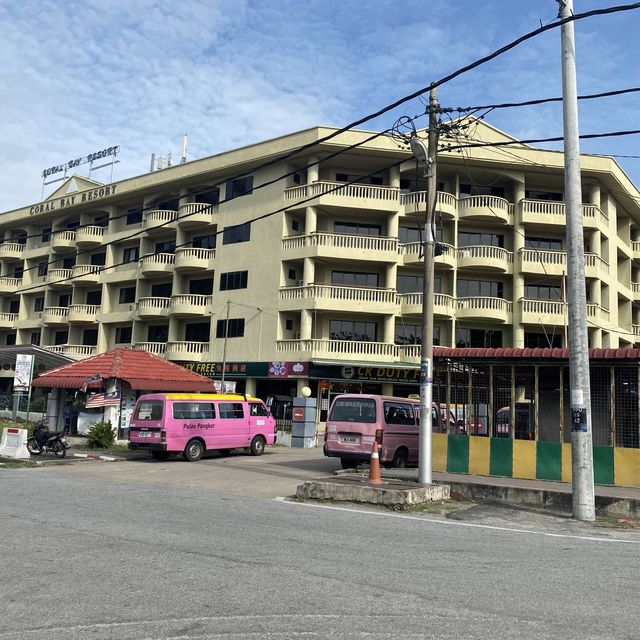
left=458, top=195, right=512, bottom=222
left=456, top=245, right=513, bottom=271
left=400, top=190, right=457, bottom=217
left=139, top=253, right=175, bottom=276
left=284, top=181, right=399, bottom=207
left=169, top=294, right=212, bottom=316
left=0, top=276, right=22, bottom=293
left=133, top=342, right=167, bottom=356
left=174, top=247, right=216, bottom=271
left=75, top=226, right=105, bottom=245
left=137, top=297, right=171, bottom=317
left=0, top=243, right=25, bottom=260
left=280, top=284, right=397, bottom=306
left=47, top=269, right=73, bottom=287
left=68, top=304, right=100, bottom=323
left=143, top=209, right=178, bottom=232
left=456, top=297, right=512, bottom=322
left=177, top=202, right=218, bottom=227
left=165, top=341, right=210, bottom=360
left=282, top=232, right=397, bottom=254
left=41, top=307, right=69, bottom=324
left=0, top=312, right=17, bottom=328
left=51, top=230, right=76, bottom=252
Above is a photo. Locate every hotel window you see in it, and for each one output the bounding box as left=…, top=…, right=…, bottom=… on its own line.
left=58, top=294, right=71, bottom=307
left=63, top=255, right=76, bottom=269
left=37, top=262, right=48, bottom=277
left=34, top=297, right=44, bottom=312
left=331, top=271, right=379, bottom=288
left=525, top=189, right=563, bottom=201
left=458, top=232, right=504, bottom=247
left=216, top=318, right=245, bottom=338
left=5, top=333, right=16, bottom=346
left=119, top=287, right=136, bottom=304
left=329, top=320, right=377, bottom=342
left=195, top=188, right=220, bottom=205
left=9, top=299, right=19, bottom=313
left=41, top=227, right=52, bottom=243
left=393, top=324, right=441, bottom=347
left=86, top=290, right=102, bottom=306
left=151, top=282, right=172, bottom=297
left=123, top=246, right=139, bottom=263
left=525, top=332, right=562, bottom=348
left=397, top=275, right=441, bottom=294
left=189, top=278, right=213, bottom=295
left=126, top=208, right=143, bottom=225
left=223, top=222, right=251, bottom=245
left=193, top=234, right=216, bottom=249
left=83, top=329, right=98, bottom=345
left=334, top=222, right=381, bottom=236
left=456, top=328, right=502, bottom=348
left=524, top=284, right=562, bottom=300
left=30, top=332, right=41, bottom=346
left=226, top=176, right=253, bottom=198
left=13, top=265, right=23, bottom=278
left=148, top=325, right=169, bottom=342
left=54, top=330, right=68, bottom=345
left=220, top=271, right=248, bottom=291
left=186, top=322, right=210, bottom=341
left=335, top=173, right=383, bottom=186
left=115, top=326, right=132, bottom=344
left=155, top=240, right=176, bottom=254
left=525, top=237, right=562, bottom=251
left=457, top=279, right=503, bottom=299
left=459, top=183, right=505, bottom=198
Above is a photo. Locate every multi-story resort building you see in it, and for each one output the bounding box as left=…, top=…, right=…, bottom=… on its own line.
left=1, top=120, right=640, bottom=405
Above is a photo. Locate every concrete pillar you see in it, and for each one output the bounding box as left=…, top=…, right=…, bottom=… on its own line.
left=388, top=210, right=399, bottom=239
left=383, top=315, right=395, bottom=344
left=244, top=378, right=257, bottom=396
left=308, top=157, right=319, bottom=184
left=303, top=257, right=315, bottom=286
left=385, top=262, right=397, bottom=290
left=512, top=180, right=526, bottom=348
left=381, top=382, right=394, bottom=396
left=305, top=206, right=317, bottom=234
left=300, top=309, right=313, bottom=340
left=291, top=397, right=317, bottom=448
left=389, top=166, right=400, bottom=189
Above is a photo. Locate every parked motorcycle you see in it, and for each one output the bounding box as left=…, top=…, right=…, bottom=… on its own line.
left=26, top=420, right=70, bottom=458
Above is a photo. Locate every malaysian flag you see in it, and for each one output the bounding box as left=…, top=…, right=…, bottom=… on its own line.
left=85, top=390, right=120, bottom=408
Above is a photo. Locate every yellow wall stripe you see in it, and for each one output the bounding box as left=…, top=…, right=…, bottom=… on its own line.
left=512, top=440, right=536, bottom=479
left=432, top=433, right=448, bottom=472
left=561, top=443, right=572, bottom=483
left=468, top=436, right=490, bottom=476
left=614, top=447, right=640, bottom=488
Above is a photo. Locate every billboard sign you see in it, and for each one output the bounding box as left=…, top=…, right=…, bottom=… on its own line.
left=14, top=354, right=34, bottom=393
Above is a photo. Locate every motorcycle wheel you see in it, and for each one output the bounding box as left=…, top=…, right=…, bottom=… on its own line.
left=26, top=438, right=42, bottom=455
left=53, top=440, right=66, bottom=459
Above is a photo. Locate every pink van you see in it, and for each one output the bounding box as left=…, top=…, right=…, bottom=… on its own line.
left=324, top=394, right=446, bottom=469
left=128, top=393, right=276, bottom=461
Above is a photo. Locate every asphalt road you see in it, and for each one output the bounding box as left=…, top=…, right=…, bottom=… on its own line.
left=1, top=449, right=639, bottom=639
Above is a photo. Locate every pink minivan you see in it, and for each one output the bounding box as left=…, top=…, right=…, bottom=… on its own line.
left=323, top=394, right=447, bottom=469
left=128, top=393, right=276, bottom=461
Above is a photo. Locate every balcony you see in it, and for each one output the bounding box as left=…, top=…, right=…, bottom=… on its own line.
left=75, top=226, right=105, bottom=247
left=633, top=241, right=640, bottom=261
left=139, top=253, right=175, bottom=277
left=456, top=297, right=512, bottom=323
left=137, top=297, right=171, bottom=319
left=41, top=306, right=69, bottom=325
left=47, top=269, right=73, bottom=288
left=520, top=200, right=608, bottom=232
left=283, top=181, right=399, bottom=213
left=0, top=277, right=22, bottom=293
left=174, top=248, right=216, bottom=272
left=400, top=242, right=455, bottom=269
left=282, top=232, right=398, bottom=263
left=143, top=209, right=178, bottom=234
left=71, top=264, right=101, bottom=286
left=279, top=284, right=397, bottom=314
left=398, top=292, right=455, bottom=317
left=165, top=341, right=209, bottom=361
left=169, top=294, right=212, bottom=317
left=133, top=342, right=167, bottom=357
left=0, top=312, right=17, bottom=328
left=584, top=254, right=609, bottom=279
left=68, top=304, right=100, bottom=324
left=458, top=195, right=512, bottom=223
left=456, top=246, right=513, bottom=273
left=44, top=344, right=97, bottom=359
left=0, top=243, right=25, bottom=261
left=177, top=202, right=217, bottom=228
left=275, top=339, right=420, bottom=365
left=520, top=299, right=566, bottom=325
left=51, top=230, right=76, bottom=253
left=633, top=283, right=640, bottom=301
left=520, top=249, right=566, bottom=276
left=401, top=191, right=457, bottom=219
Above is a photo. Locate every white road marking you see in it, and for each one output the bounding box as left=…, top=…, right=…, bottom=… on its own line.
left=276, top=498, right=640, bottom=544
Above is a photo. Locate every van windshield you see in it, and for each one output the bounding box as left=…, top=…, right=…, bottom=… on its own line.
left=135, top=400, right=163, bottom=421
left=329, top=398, right=376, bottom=423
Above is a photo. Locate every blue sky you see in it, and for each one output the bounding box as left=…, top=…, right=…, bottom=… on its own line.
left=0, top=0, right=639, bottom=212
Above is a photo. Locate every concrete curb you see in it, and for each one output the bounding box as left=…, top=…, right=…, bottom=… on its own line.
left=72, top=453, right=118, bottom=462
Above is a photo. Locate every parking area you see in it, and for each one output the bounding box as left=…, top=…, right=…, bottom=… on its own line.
left=34, top=444, right=343, bottom=499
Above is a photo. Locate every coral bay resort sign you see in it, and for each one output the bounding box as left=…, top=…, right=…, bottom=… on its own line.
left=29, top=184, right=119, bottom=215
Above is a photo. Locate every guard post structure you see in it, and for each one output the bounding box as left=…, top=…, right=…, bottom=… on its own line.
left=291, top=397, right=317, bottom=448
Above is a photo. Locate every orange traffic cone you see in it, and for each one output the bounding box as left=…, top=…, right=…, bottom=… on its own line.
left=368, top=440, right=383, bottom=485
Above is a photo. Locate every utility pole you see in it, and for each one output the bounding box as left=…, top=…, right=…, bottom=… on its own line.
left=557, top=0, right=595, bottom=521
left=410, top=86, right=439, bottom=485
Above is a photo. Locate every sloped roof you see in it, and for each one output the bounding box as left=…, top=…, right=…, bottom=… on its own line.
left=32, top=348, right=216, bottom=391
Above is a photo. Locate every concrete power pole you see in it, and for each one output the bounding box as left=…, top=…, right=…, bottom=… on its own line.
left=557, top=0, right=596, bottom=521
left=411, top=86, right=439, bottom=485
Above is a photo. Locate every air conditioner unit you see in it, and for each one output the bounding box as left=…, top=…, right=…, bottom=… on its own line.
left=298, top=280, right=304, bottom=286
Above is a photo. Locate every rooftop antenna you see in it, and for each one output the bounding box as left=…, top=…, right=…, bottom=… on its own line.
left=181, top=133, right=188, bottom=164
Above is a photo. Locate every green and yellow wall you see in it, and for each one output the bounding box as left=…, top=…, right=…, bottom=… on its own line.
left=432, top=434, right=640, bottom=488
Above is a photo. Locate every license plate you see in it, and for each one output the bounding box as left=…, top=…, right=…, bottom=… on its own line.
left=138, top=432, right=153, bottom=438
left=341, top=436, right=358, bottom=444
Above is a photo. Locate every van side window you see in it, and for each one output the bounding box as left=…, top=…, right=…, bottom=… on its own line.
left=218, top=402, right=244, bottom=419
left=136, top=401, right=163, bottom=420
left=173, top=402, right=216, bottom=420
left=249, top=402, right=270, bottom=416
left=384, top=402, right=415, bottom=425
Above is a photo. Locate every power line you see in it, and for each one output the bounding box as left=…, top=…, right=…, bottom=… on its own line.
left=446, top=86, right=640, bottom=113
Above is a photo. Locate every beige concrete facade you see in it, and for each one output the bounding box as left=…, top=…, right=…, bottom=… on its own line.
left=1, top=120, right=640, bottom=393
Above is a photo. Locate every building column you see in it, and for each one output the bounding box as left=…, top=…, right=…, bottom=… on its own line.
left=389, top=166, right=400, bottom=189
left=512, top=180, right=526, bottom=348
left=383, top=314, right=395, bottom=344
left=305, top=206, right=317, bottom=235
left=300, top=309, right=313, bottom=340
left=244, top=378, right=257, bottom=396
left=303, top=257, right=315, bottom=286
left=307, top=157, right=319, bottom=184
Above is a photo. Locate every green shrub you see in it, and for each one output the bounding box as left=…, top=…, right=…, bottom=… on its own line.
left=86, top=420, right=116, bottom=449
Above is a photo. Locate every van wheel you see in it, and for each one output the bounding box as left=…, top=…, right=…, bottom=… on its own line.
left=183, top=439, right=204, bottom=462
left=340, top=458, right=358, bottom=469
left=249, top=436, right=265, bottom=456
left=152, top=451, right=170, bottom=460
left=391, top=448, right=408, bottom=468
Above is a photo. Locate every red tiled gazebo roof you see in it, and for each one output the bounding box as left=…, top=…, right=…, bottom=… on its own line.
left=31, top=348, right=216, bottom=391
left=432, top=347, right=640, bottom=360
